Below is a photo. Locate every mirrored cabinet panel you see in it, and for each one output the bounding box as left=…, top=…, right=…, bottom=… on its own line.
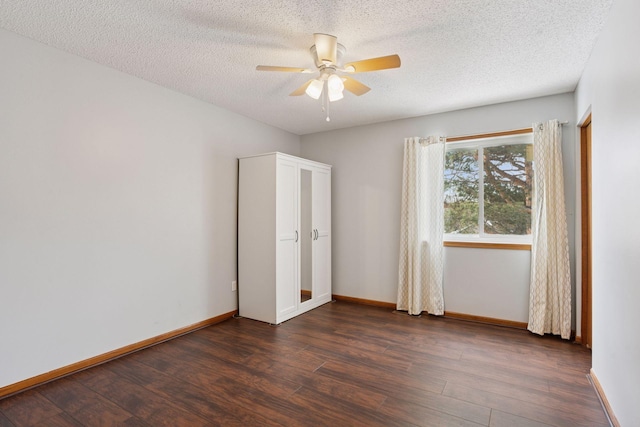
left=238, top=153, right=331, bottom=324
left=300, top=168, right=313, bottom=303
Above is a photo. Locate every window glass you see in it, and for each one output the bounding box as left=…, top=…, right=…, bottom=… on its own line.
left=483, top=144, right=532, bottom=235
left=443, top=135, right=533, bottom=241
left=444, top=148, right=479, bottom=234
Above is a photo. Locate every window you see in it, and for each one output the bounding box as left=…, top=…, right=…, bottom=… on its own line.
left=444, top=133, right=533, bottom=243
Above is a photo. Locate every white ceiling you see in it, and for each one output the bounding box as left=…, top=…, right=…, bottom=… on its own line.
left=1, top=0, right=613, bottom=135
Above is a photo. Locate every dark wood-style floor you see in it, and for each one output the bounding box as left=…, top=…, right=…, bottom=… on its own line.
left=0, top=302, right=608, bottom=426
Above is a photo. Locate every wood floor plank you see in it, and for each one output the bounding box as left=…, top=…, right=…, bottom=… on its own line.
left=287, top=326, right=391, bottom=354
left=200, top=319, right=307, bottom=354
left=131, top=343, right=329, bottom=426
left=414, top=362, right=606, bottom=422
left=489, top=410, right=554, bottom=427
left=285, top=353, right=390, bottom=407
left=144, top=378, right=273, bottom=426
left=120, top=417, right=151, bottom=427
left=402, top=349, right=552, bottom=393
left=0, top=302, right=607, bottom=427
left=174, top=332, right=253, bottom=364
left=154, top=336, right=303, bottom=400
left=316, top=358, right=446, bottom=395
left=193, top=374, right=333, bottom=426
left=547, top=377, right=602, bottom=403
left=37, top=377, right=134, bottom=426
left=443, top=382, right=609, bottom=426
left=0, top=411, right=15, bottom=427
left=243, top=348, right=390, bottom=412
left=242, top=345, right=325, bottom=372
left=309, top=347, right=490, bottom=425
left=126, top=358, right=279, bottom=426
left=303, top=341, right=413, bottom=372
left=31, top=412, right=88, bottom=427
left=459, top=345, right=593, bottom=386
left=0, top=390, right=63, bottom=427
left=72, top=368, right=212, bottom=426
left=136, top=358, right=281, bottom=426
left=288, top=385, right=410, bottom=427
left=377, top=396, right=485, bottom=427
left=386, top=384, right=491, bottom=425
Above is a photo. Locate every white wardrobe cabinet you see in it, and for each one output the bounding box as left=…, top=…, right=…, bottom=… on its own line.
left=238, top=152, right=331, bottom=324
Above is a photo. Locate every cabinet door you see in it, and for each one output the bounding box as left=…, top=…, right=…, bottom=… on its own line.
left=276, top=158, right=298, bottom=319
left=312, top=166, right=331, bottom=301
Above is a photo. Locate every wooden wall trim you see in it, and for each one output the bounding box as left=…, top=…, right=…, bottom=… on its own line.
left=590, top=369, right=620, bottom=427
left=580, top=113, right=593, bottom=348
left=446, top=127, right=533, bottom=143
left=332, top=295, right=527, bottom=330
left=444, top=241, right=531, bottom=250
left=0, top=310, right=237, bottom=400
left=332, top=294, right=396, bottom=309
left=443, top=311, right=528, bottom=329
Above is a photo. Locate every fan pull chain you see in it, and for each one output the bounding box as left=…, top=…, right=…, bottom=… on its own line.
left=325, top=98, right=330, bottom=122
left=323, top=80, right=330, bottom=122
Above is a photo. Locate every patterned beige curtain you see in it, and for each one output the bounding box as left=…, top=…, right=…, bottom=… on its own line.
left=528, top=120, right=572, bottom=339
left=397, top=137, right=445, bottom=315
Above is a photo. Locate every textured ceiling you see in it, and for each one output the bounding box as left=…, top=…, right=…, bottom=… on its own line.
left=0, top=0, right=613, bottom=135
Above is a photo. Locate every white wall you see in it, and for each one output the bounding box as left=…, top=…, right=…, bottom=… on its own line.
left=301, top=93, right=576, bottom=324
left=0, top=29, right=300, bottom=388
left=443, top=248, right=531, bottom=322
left=574, top=0, right=640, bottom=423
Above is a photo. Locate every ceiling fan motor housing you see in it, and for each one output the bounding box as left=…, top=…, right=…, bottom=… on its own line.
left=311, top=43, right=346, bottom=68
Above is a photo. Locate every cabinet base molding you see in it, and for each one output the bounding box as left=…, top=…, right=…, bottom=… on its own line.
left=589, top=369, right=620, bottom=427
left=0, top=310, right=237, bottom=400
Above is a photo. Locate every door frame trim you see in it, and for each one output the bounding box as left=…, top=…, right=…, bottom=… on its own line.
left=580, top=113, right=592, bottom=348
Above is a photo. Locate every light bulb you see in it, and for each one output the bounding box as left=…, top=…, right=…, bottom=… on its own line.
left=305, top=79, right=324, bottom=99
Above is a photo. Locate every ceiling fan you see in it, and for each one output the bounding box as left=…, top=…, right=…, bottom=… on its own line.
left=256, top=33, right=401, bottom=121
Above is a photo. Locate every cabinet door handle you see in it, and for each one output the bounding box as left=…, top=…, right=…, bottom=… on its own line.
left=295, top=230, right=298, bottom=242
left=314, top=229, right=318, bottom=240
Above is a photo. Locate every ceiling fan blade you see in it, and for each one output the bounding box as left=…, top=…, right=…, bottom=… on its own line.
left=344, top=54, right=401, bottom=73
left=256, top=65, right=313, bottom=73
left=289, top=79, right=315, bottom=96
left=342, top=76, right=371, bottom=96
left=314, top=33, right=338, bottom=65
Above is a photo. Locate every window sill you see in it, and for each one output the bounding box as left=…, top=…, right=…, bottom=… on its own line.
left=443, top=241, right=531, bottom=251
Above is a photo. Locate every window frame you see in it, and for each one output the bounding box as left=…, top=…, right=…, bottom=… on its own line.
left=443, top=132, right=533, bottom=246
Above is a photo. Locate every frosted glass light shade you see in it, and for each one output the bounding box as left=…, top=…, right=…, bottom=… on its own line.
left=327, top=74, right=344, bottom=93
left=328, top=90, right=343, bottom=102
left=327, top=74, right=344, bottom=102
left=305, top=79, right=324, bottom=99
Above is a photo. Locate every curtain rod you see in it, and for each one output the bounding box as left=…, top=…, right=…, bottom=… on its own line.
left=420, top=121, right=570, bottom=143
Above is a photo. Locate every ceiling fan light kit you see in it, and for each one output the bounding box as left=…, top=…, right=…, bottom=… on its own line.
left=257, top=33, right=401, bottom=122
